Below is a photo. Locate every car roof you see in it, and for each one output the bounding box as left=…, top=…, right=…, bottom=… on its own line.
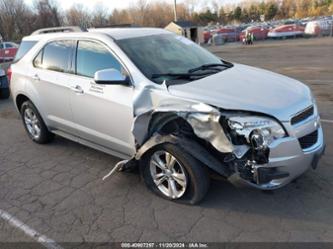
left=89, top=28, right=171, bottom=40
left=22, top=28, right=171, bottom=42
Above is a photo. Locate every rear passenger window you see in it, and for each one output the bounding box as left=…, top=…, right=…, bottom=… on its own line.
left=76, top=40, right=122, bottom=78
left=34, top=41, right=73, bottom=73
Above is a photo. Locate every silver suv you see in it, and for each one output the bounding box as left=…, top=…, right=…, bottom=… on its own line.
left=10, top=27, right=325, bottom=204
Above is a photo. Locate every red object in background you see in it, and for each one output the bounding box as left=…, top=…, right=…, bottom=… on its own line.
left=239, top=26, right=269, bottom=41
left=267, top=24, right=305, bottom=38
left=7, top=67, right=12, bottom=83
left=217, top=27, right=240, bottom=42
left=203, top=31, right=212, bottom=43
left=0, top=42, right=18, bottom=62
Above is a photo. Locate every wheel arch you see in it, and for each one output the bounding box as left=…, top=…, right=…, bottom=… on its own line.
left=15, top=94, right=49, bottom=127
left=16, top=94, right=31, bottom=112
left=136, top=134, right=231, bottom=178
left=147, top=112, right=193, bottom=138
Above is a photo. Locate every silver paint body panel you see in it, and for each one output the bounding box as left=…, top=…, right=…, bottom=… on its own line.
left=10, top=28, right=325, bottom=189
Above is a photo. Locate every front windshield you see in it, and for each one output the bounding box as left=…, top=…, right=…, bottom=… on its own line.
left=116, top=33, right=226, bottom=84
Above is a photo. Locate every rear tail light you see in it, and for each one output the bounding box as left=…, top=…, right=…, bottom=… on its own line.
left=7, top=67, right=12, bottom=83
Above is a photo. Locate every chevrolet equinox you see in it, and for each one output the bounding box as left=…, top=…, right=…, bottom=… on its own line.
left=10, top=27, right=325, bottom=204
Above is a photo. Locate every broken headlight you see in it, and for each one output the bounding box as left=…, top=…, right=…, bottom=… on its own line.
left=227, top=116, right=286, bottom=149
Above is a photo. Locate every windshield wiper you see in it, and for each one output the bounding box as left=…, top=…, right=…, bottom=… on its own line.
left=188, top=63, right=232, bottom=73
left=151, top=72, right=210, bottom=80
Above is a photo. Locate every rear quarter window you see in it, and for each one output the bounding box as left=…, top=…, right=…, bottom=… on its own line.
left=14, top=41, right=37, bottom=62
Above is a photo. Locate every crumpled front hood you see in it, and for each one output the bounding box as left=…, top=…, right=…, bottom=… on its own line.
left=168, top=63, right=312, bottom=121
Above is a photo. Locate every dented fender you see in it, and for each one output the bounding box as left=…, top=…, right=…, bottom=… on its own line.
left=132, top=89, right=234, bottom=154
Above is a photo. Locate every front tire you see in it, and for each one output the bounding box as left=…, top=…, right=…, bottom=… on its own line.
left=20, top=101, right=54, bottom=144
left=141, top=143, right=210, bottom=205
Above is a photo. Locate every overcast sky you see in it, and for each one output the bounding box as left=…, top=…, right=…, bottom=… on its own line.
left=24, top=0, right=242, bottom=12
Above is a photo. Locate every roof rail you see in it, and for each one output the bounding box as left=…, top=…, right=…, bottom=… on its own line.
left=31, top=26, right=84, bottom=35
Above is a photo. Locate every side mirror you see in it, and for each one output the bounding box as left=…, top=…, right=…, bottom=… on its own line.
left=94, top=68, right=130, bottom=85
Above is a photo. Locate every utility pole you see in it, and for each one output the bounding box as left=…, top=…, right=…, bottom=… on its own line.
left=331, top=16, right=333, bottom=37
left=173, top=0, right=178, bottom=22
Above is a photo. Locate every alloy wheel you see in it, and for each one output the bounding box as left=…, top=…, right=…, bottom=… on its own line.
left=149, top=150, right=188, bottom=199
left=24, top=108, right=41, bottom=139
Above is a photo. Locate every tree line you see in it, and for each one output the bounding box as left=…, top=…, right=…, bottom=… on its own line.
left=1, top=0, right=333, bottom=41
left=195, top=0, right=333, bottom=24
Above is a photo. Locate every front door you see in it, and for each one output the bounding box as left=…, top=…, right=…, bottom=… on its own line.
left=69, top=40, right=135, bottom=158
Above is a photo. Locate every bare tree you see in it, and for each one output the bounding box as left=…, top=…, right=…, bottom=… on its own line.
left=34, top=0, right=62, bottom=29
left=131, top=0, right=150, bottom=26
left=0, top=0, right=33, bottom=41
left=109, top=9, right=132, bottom=25
left=65, top=4, right=91, bottom=30
left=184, top=0, right=198, bottom=17
left=91, top=4, right=109, bottom=28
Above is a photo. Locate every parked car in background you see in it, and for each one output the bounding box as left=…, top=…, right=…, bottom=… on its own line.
left=217, top=27, right=241, bottom=42
left=240, top=26, right=269, bottom=41
left=268, top=24, right=305, bottom=39
left=0, top=68, right=10, bottom=99
left=0, top=42, right=19, bottom=62
left=305, top=19, right=333, bottom=36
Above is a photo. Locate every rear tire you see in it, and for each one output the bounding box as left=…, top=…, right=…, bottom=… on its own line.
left=141, top=143, right=210, bottom=205
left=0, top=88, right=10, bottom=99
left=20, top=101, right=54, bottom=144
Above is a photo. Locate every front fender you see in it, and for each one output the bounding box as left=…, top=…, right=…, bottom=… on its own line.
left=135, top=134, right=231, bottom=177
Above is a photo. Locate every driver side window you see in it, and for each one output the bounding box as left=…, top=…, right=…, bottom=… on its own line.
left=76, top=40, right=123, bottom=78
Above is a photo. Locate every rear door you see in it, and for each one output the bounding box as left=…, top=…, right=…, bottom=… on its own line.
left=68, top=39, right=135, bottom=158
left=31, top=40, right=77, bottom=134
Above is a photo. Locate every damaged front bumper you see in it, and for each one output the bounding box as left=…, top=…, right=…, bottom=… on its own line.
left=229, top=126, right=325, bottom=190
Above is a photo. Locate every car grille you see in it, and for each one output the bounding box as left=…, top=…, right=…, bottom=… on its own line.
left=291, top=106, right=314, bottom=125
left=298, top=130, right=318, bottom=150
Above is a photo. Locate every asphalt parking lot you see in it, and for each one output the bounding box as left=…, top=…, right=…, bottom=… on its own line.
left=0, top=38, right=332, bottom=246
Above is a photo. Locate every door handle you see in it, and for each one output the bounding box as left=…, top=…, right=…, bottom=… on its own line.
left=32, top=74, right=40, bottom=81
left=70, top=85, right=84, bottom=94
